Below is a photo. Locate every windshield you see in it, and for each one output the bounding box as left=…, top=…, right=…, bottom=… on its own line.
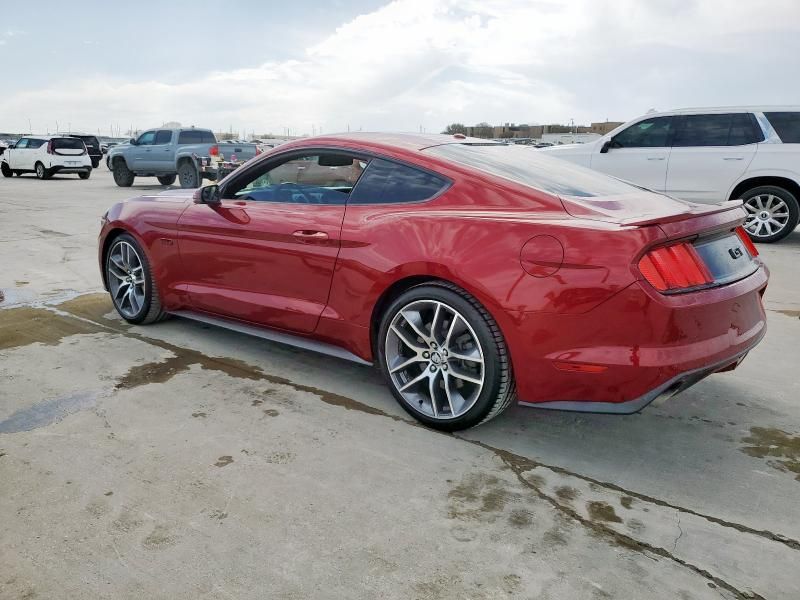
left=425, top=143, right=640, bottom=198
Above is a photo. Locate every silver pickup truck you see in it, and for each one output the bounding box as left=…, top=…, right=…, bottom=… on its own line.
left=106, top=127, right=258, bottom=188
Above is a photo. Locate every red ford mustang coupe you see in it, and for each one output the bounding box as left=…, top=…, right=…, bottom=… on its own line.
left=99, top=133, right=768, bottom=430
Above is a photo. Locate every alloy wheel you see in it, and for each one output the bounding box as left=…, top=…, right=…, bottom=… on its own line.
left=107, top=241, right=146, bottom=318
left=385, top=300, right=484, bottom=420
left=744, top=193, right=791, bottom=239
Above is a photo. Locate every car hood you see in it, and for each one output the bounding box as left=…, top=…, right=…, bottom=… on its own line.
left=538, top=142, right=596, bottom=156
left=559, top=190, right=745, bottom=227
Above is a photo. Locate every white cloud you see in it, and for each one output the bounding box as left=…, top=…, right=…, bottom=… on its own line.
left=2, top=0, right=799, bottom=135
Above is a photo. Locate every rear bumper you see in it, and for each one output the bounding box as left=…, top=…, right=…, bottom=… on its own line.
left=50, top=165, right=92, bottom=174
left=505, top=265, right=768, bottom=412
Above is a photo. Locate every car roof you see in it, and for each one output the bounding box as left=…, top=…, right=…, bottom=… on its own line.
left=641, top=105, right=800, bottom=118
left=285, top=132, right=501, bottom=154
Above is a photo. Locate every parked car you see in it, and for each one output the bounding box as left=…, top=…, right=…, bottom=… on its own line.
left=541, top=107, right=800, bottom=242
left=65, top=133, right=103, bottom=168
left=1, top=135, right=92, bottom=179
left=106, top=128, right=259, bottom=188
left=98, top=134, right=767, bottom=431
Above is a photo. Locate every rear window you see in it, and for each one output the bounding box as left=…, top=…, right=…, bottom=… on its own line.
left=673, top=113, right=763, bottom=147
left=765, top=112, right=800, bottom=143
left=349, top=159, right=449, bottom=204
left=53, top=138, right=85, bottom=150
left=177, top=130, right=216, bottom=144
left=73, top=135, right=99, bottom=148
left=425, top=144, right=639, bottom=198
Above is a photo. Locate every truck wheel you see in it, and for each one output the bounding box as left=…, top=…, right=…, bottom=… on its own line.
left=157, top=174, right=177, bottom=186
left=113, top=161, right=135, bottom=187
left=1, top=162, right=11, bottom=178
left=178, top=162, right=199, bottom=188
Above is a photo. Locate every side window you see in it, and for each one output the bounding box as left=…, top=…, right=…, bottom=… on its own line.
left=178, top=130, right=200, bottom=144
left=349, top=159, right=449, bottom=204
left=27, top=139, right=46, bottom=149
left=154, top=130, right=172, bottom=145
left=224, top=152, right=366, bottom=204
left=611, top=117, right=673, bottom=148
left=673, top=114, right=732, bottom=147
left=14, top=139, right=29, bottom=149
left=728, top=114, right=763, bottom=145
left=765, top=112, right=800, bottom=143
left=136, top=131, right=156, bottom=146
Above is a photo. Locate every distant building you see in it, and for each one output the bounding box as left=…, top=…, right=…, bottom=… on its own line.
left=464, top=120, right=623, bottom=140
left=590, top=121, right=625, bottom=135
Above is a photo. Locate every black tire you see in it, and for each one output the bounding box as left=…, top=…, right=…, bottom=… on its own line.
left=106, top=157, right=112, bottom=171
left=157, top=174, right=177, bottom=186
left=91, top=158, right=100, bottom=169
left=79, top=169, right=91, bottom=180
left=740, top=185, right=800, bottom=243
left=105, top=233, right=168, bottom=325
left=376, top=282, right=515, bottom=431
left=35, top=162, right=50, bottom=180
left=112, top=160, right=135, bottom=187
left=178, top=161, right=199, bottom=188
left=1, top=162, right=11, bottom=178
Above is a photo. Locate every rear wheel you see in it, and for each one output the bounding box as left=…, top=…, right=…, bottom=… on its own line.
left=79, top=169, right=91, bottom=180
left=741, top=185, right=799, bottom=243
left=113, top=160, right=135, bottom=187
left=105, top=233, right=166, bottom=324
left=35, top=162, right=50, bottom=180
left=91, top=158, right=100, bottom=169
left=178, top=161, right=199, bottom=188
left=377, top=283, right=515, bottom=431
left=1, top=162, right=11, bottom=178
left=157, top=174, right=177, bottom=186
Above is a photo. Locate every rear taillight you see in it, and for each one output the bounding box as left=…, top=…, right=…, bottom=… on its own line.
left=46, top=140, right=54, bottom=154
left=255, top=146, right=262, bottom=155
left=735, top=226, right=759, bottom=257
left=638, top=242, right=713, bottom=292
left=209, top=145, right=219, bottom=157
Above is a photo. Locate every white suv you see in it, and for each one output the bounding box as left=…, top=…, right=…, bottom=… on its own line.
left=541, top=107, right=800, bottom=242
left=1, top=135, right=93, bottom=180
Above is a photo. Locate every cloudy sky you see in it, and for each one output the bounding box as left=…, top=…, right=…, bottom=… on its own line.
left=1, top=0, right=799, bottom=137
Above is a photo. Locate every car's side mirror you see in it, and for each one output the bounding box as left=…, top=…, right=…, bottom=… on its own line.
left=129, top=138, right=138, bottom=146
left=194, top=184, right=221, bottom=205
left=600, top=139, right=613, bottom=154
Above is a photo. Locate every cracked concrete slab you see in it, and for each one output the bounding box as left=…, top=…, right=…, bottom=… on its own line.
left=2, top=168, right=800, bottom=599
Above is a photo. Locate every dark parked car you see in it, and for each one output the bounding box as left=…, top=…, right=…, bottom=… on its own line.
left=67, top=134, right=103, bottom=168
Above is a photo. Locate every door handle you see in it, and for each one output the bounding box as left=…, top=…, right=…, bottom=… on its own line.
left=292, top=230, right=328, bottom=242
left=723, top=157, right=744, bottom=161
left=646, top=157, right=665, bottom=161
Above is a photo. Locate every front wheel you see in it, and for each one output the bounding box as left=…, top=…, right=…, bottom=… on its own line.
left=157, top=174, right=177, bottom=186
left=741, top=185, right=800, bottom=243
left=1, top=162, right=11, bottom=178
left=105, top=233, right=166, bottom=324
left=377, top=283, right=515, bottom=431
left=178, top=161, right=199, bottom=188
left=112, top=161, right=135, bottom=187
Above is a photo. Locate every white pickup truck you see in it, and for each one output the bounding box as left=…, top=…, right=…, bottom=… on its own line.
left=541, top=107, right=800, bottom=242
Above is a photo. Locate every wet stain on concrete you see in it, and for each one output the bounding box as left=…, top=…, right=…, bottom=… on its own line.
left=141, top=524, right=177, bottom=550
left=209, top=509, right=228, bottom=520
left=555, top=486, right=578, bottom=502
left=37, top=228, right=70, bottom=237
left=507, top=509, right=532, bottom=528
left=0, top=391, right=98, bottom=434
left=741, top=427, right=800, bottom=480
left=115, top=356, right=193, bottom=390
left=14, top=281, right=29, bottom=286
left=251, top=398, right=264, bottom=406
left=214, top=455, right=233, bottom=468
left=192, top=412, right=207, bottom=418
left=263, top=409, right=279, bottom=417
left=57, top=293, right=121, bottom=326
left=775, top=309, right=800, bottom=319
left=104, top=491, right=113, bottom=496
left=0, top=307, right=103, bottom=350
left=447, top=473, right=517, bottom=521
left=620, top=496, right=634, bottom=509
left=265, top=451, right=295, bottom=464
left=586, top=501, right=623, bottom=524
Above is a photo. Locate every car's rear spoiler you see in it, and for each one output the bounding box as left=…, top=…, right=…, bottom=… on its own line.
left=618, top=199, right=746, bottom=227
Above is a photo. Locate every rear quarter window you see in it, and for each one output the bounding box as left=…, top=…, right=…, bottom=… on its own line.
left=177, top=130, right=217, bottom=144
left=765, top=112, right=800, bottom=143
left=348, top=158, right=449, bottom=204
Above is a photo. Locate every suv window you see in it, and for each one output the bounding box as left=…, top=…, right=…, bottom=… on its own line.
left=136, top=131, right=156, bottom=146
left=349, top=159, right=450, bottom=204
left=224, top=152, right=366, bottom=204
left=14, top=139, right=29, bottom=149
left=154, top=130, right=172, bottom=145
left=177, top=130, right=216, bottom=144
left=765, top=112, right=800, bottom=143
left=27, top=139, right=46, bottom=149
left=73, top=135, right=99, bottom=150
left=673, top=113, right=762, bottom=147
left=612, top=117, right=673, bottom=148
